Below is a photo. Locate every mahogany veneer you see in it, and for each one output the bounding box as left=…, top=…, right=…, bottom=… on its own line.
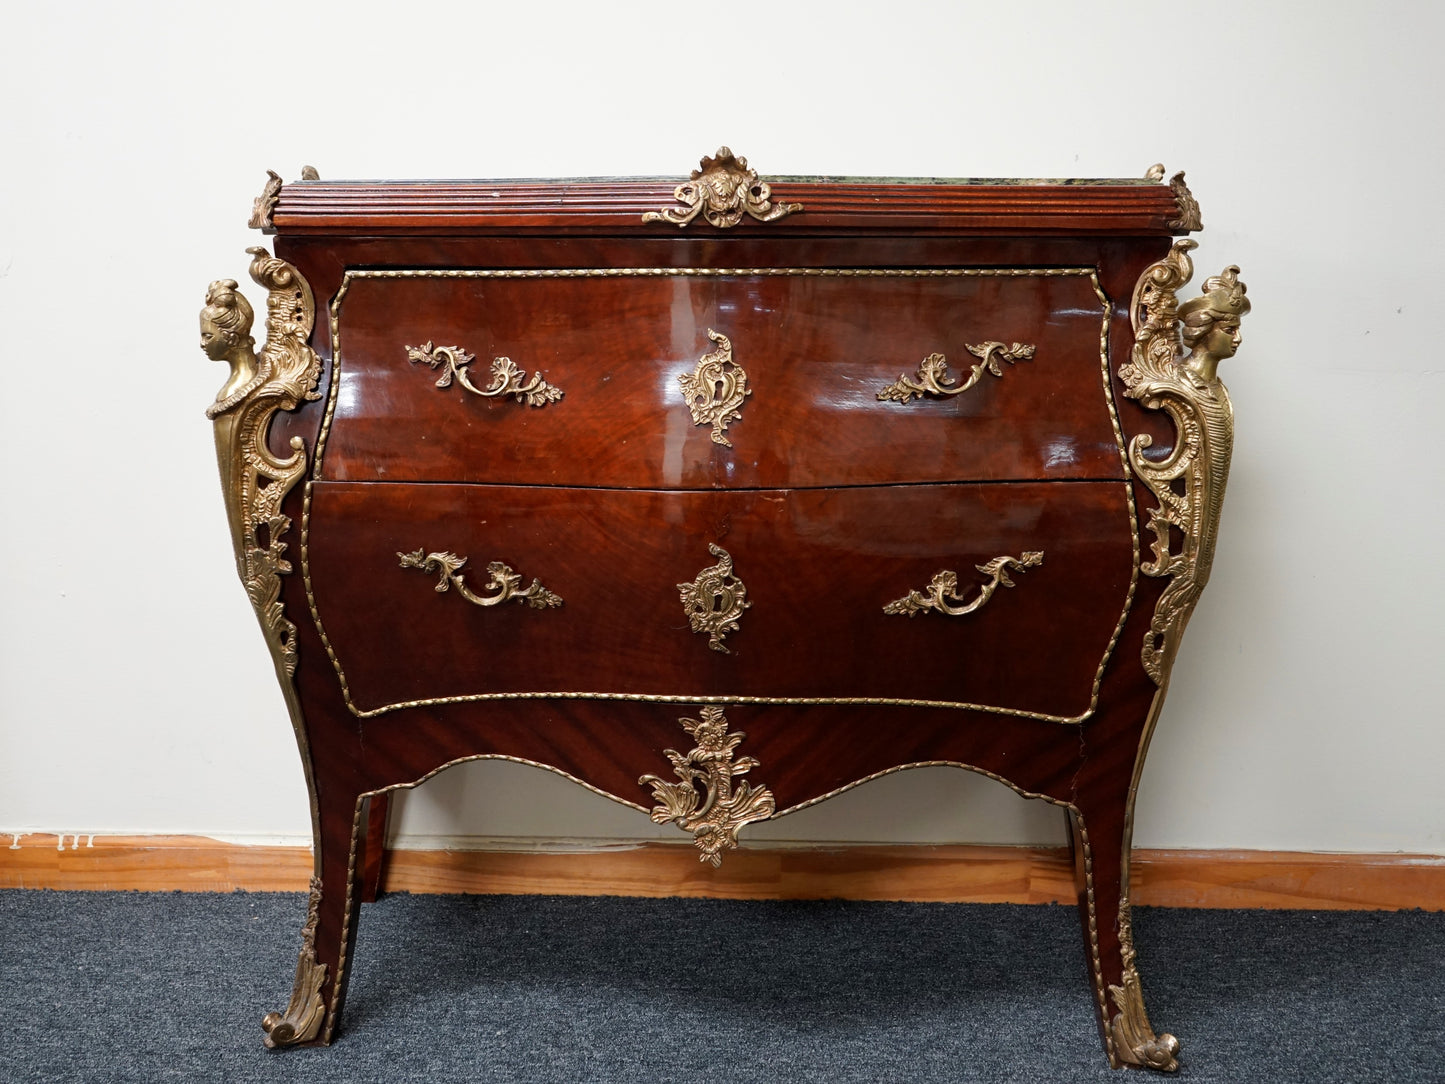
left=201, top=158, right=1238, bottom=1072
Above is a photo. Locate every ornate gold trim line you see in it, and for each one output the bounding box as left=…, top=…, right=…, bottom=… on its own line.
left=639, top=708, right=775, bottom=866
left=307, top=267, right=1132, bottom=724
left=884, top=552, right=1043, bottom=617
left=678, top=329, right=749, bottom=446
left=1075, top=812, right=1113, bottom=1067
left=363, top=754, right=653, bottom=813
left=332, top=266, right=1093, bottom=286
left=329, top=690, right=1102, bottom=721
left=322, top=794, right=366, bottom=1045
left=1091, top=274, right=1143, bottom=712
left=877, top=342, right=1035, bottom=403
left=406, top=342, right=562, bottom=407
left=775, top=759, right=1073, bottom=816
left=642, top=147, right=801, bottom=229
left=399, top=549, right=563, bottom=610
left=678, top=544, right=749, bottom=653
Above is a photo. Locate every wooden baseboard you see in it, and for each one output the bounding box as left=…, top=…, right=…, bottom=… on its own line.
left=1, top=835, right=313, bottom=893
left=3, top=835, right=1441, bottom=910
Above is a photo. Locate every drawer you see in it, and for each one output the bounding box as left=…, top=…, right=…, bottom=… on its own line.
left=303, top=480, right=1137, bottom=722
left=318, top=269, right=1125, bottom=488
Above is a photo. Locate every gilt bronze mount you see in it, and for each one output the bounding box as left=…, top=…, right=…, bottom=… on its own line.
left=677, top=544, right=749, bottom=653
left=678, top=329, right=750, bottom=447
left=884, top=552, right=1044, bottom=617
left=639, top=707, right=775, bottom=865
left=642, top=147, right=801, bottom=229
left=398, top=549, right=563, bottom=610
left=877, top=342, right=1036, bottom=404
left=406, top=342, right=563, bottom=407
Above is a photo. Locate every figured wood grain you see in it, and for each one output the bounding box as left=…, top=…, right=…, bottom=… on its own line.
left=324, top=270, right=1120, bottom=488
left=5, top=836, right=1441, bottom=910
left=307, top=481, right=1134, bottom=718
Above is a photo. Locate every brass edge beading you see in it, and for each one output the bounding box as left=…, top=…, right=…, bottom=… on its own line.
left=1120, top=240, right=1247, bottom=684
left=639, top=707, right=776, bottom=866
left=1090, top=273, right=1143, bottom=712
left=1116, top=676, right=1172, bottom=1061
left=363, top=754, right=652, bottom=813
left=323, top=796, right=366, bottom=1044
left=876, top=342, right=1036, bottom=403
left=884, top=551, right=1044, bottom=617
left=261, top=875, right=327, bottom=1047
left=337, top=690, right=1094, bottom=721
left=330, top=267, right=1094, bottom=281
left=642, top=147, right=802, bottom=229
left=398, top=549, right=563, bottom=609
left=1108, top=902, right=1181, bottom=1070
left=1167, top=172, right=1202, bottom=232
left=776, top=759, right=1073, bottom=816
left=1074, top=812, right=1114, bottom=1066
left=406, top=342, right=563, bottom=407
left=678, top=329, right=750, bottom=446
left=678, top=544, right=749, bottom=653
left=308, top=268, right=1135, bottom=722
left=201, top=249, right=323, bottom=679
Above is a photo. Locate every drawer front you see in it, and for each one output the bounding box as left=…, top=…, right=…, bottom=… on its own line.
left=303, top=480, right=1137, bottom=722
left=319, top=268, right=1124, bottom=488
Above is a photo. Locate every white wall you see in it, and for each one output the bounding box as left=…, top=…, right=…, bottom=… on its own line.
left=2, top=1, right=1441, bottom=855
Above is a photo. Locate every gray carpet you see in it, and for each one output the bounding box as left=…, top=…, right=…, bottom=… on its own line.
left=1, top=890, right=1441, bottom=1082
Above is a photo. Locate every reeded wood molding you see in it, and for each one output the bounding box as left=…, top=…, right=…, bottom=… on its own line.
left=270, top=180, right=1189, bottom=236
left=3, top=836, right=1442, bottom=911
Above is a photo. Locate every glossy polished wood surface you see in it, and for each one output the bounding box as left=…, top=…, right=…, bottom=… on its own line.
left=323, top=270, right=1123, bottom=487
left=305, top=479, right=1135, bottom=716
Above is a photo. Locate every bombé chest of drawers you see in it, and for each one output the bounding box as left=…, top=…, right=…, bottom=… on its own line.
left=199, top=150, right=1248, bottom=1073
